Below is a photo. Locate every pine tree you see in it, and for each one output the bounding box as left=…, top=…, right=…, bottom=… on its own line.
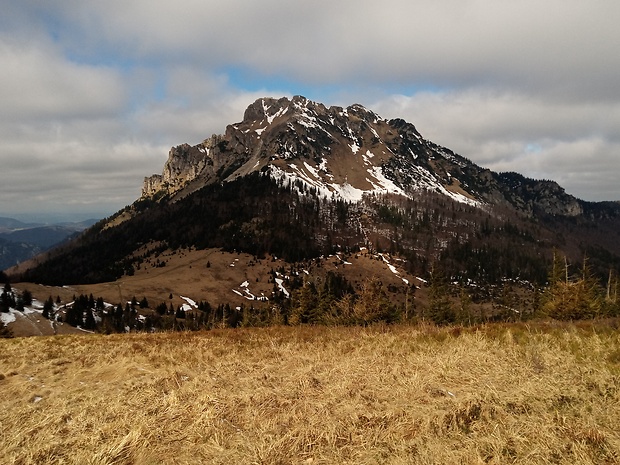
left=427, top=268, right=455, bottom=325
left=21, top=289, right=33, bottom=306
left=42, top=296, right=54, bottom=320
left=543, top=255, right=604, bottom=320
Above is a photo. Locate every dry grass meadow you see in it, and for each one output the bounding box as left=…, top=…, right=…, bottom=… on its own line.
left=10, top=247, right=419, bottom=327
left=1, top=322, right=620, bottom=464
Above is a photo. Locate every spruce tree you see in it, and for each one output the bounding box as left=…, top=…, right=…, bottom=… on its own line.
left=42, top=296, right=54, bottom=320
left=84, top=309, right=97, bottom=331
left=0, top=319, right=12, bottom=338
left=0, top=283, right=15, bottom=313
left=289, top=280, right=319, bottom=324
left=543, top=255, right=604, bottom=320
left=21, top=289, right=33, bottom=306
left=427, top=269, right=455, bottom=325
left=352, top=278, right=397, bottom=325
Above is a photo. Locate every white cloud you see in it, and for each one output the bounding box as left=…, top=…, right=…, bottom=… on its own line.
left=0, top=38, right=126, bottom=121
left=2, top=1, right=620, bottom=220
left=371, top=90, right=620, bottom=200
left=130, top=68, right=277, bottom=145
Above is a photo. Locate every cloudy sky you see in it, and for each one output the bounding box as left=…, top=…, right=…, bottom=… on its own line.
left=2, top=1, right=619, bottom=222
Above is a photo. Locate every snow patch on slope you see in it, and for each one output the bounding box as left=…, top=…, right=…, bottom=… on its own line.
left=379, top=253, right=410, bottom=285
left=274, top=278, right=290, bottom=297
left=366, top=166, right=408, bottom=197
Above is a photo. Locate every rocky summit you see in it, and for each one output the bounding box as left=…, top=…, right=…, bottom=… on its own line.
left=142, top=96, right=582, bottom=217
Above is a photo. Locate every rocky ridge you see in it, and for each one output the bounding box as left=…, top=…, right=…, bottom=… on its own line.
left=142, top=96, right=584, bottom=218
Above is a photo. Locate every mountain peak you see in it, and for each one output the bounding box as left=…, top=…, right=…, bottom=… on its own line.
left=141, top=96, right=586, bottom=217
left=240, top=96, right=381, bottom=132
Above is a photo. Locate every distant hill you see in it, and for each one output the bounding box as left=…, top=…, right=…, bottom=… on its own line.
left=0, top=218, right=97, bottom=270
left=0, top=217, right=41, bottom=232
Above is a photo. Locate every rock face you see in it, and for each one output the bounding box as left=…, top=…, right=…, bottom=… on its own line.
left=142, top=140, right=219, bottom=197
left=142, top=95, right=585, bottom=217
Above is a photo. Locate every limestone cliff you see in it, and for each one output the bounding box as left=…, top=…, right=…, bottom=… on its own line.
left=142, top=95, right=587, bottom=218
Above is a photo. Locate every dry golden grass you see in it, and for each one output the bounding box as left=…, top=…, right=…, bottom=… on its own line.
left=1, top=323, right=619, bottom=464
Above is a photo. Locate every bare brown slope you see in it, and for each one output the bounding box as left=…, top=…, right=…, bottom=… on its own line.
left=8, top=247, right=421, bottom=336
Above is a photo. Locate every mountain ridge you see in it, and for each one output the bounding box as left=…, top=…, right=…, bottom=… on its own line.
left=140, top=96, right=587, bottom=219
left=6, top=96, right=620, bottom=292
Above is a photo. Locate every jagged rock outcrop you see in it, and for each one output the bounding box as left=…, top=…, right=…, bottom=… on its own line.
left=142, top=139, right=219, bottom=197
left=142, top=95, right=587, bottom=218
left=141, top=96, right=480, bottom=206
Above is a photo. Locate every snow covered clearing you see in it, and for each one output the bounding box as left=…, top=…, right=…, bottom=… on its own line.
left=366, top=166, right=407, bottom=197
left=362, top=150, right=375, bottom=165
left=268, top=154, right=477, bottom=207
left=329, top=182, right=365, bottom=202
left=336, top=255, right=352, bottom=265
left=1, top=310, right=17, bottom=325
left=233, top=280, right=269, bottom=301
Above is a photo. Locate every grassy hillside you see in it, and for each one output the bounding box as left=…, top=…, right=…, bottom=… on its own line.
left=1, top=323, right=619, bottom=464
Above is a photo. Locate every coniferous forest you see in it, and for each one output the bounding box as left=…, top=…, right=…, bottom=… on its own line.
left=4, top=169, right=620, bottom=337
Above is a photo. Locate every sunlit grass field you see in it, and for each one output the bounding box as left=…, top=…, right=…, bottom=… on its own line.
left=1, top=322, right=620, bottom=464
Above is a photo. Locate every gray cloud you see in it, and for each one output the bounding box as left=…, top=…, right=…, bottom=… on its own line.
left=371, top=90, right=620, bottom=200
left=1, top=1, right=620, bottom=221
left=51, top=1, right=620, bottom=99
left=0, top=39, right=127, bottom=121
